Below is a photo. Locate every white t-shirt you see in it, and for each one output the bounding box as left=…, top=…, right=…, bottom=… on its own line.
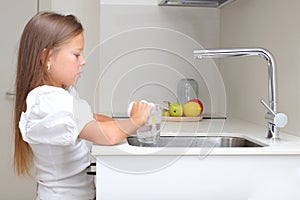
left=19, top=85, right=95, bottom=200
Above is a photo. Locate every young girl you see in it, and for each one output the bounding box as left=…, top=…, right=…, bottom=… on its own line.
left=14, top=11, right=152, bottom=200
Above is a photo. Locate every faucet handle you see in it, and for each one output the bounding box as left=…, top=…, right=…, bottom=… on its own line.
left=260, top=99, right=288, bottom=128
left=260, top=99, right=276, bottom=115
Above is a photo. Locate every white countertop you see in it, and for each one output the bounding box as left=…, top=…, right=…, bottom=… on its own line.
left=91, top=118, right=300, bottom=156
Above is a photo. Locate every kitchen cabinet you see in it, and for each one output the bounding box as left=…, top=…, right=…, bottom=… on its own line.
left=96, top=155, right=300, bottom=199
left=0, top=1, right=37, bottom=199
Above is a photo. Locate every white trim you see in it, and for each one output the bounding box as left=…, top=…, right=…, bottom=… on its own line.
left=100, top=0, right=159, bottom=6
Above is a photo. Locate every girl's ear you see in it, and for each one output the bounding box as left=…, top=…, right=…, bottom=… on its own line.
left=40, top=48, right=49, bottom=65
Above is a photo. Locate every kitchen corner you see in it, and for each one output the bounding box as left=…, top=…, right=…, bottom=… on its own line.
left=92, top=118, right=300, bottom=156
left=92, top=118, right=300, bottom=200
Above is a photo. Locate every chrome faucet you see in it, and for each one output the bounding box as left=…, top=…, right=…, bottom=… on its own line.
left=194, top=48, right=288, bottom=139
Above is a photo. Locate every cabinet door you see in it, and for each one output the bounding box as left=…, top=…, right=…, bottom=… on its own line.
left=0, top=0, right=37, bottom=199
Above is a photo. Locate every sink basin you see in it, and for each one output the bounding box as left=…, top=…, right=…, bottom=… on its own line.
left=127, top=136, right=267, bottom=148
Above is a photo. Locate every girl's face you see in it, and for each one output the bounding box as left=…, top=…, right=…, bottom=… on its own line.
left=48, top=33, right=85, bottom=87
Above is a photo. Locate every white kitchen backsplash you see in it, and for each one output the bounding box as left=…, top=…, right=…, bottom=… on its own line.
left=95, top=4, right=226, bottom=116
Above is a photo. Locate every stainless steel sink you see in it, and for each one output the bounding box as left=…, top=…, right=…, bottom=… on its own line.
left=127, top=136, right=267, bottom=148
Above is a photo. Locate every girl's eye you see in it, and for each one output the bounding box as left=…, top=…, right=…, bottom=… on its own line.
left=74, top=54, right=80, bottom=58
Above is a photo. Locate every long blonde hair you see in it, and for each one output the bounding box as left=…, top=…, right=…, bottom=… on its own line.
left=14, top=11, right=83, bottom=176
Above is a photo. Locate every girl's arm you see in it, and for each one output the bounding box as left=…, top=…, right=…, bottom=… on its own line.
left=79, top=102, right=152, bottom=145
left=93, top=113, right=115, bottom=122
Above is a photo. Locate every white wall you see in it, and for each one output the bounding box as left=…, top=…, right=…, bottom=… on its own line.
left=0, top=1, right=37, bottom=199
left=40, top=0, right=101, bottom=106
left=0, top=1, right=100, bottom=199
left=97, top=4, right=226, bottom=117
left=220, top=0, right=300, bottom=135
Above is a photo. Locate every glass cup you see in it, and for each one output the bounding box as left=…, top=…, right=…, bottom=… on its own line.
left=136, top=104, right=162, bottom=144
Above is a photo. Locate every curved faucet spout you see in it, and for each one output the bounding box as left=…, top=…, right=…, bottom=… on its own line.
left=194, top=47, right=286, bottom=139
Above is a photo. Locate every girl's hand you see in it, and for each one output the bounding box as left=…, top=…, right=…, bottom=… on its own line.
left=80, top=101, right=153, bottom=145
left=130, top=101, right=153, bottom=127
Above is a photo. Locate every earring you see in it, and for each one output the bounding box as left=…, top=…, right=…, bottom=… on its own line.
left=47, top=63, right=51, bottom=71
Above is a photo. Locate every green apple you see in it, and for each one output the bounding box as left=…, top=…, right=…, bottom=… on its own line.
left=169, top=102, right=183, bottom=117
left=183, top=102, right=201, bottom=117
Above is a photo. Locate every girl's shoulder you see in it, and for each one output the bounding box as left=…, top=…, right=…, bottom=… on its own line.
left=28, top=85, right=69, bottom=97
left=20, top=85, right=83, bottom=145
left=26, top=85, right=73, bottom=112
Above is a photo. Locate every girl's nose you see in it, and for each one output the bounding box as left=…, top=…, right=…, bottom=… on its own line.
left=80, top=56, right=86, bottom=66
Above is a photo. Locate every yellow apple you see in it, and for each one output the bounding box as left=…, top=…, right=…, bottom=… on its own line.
left=188, top=99, right=204, bottom=114
left=183, top=102, right=201, bottom=117
left=162, top=109, right=170, bottom=117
